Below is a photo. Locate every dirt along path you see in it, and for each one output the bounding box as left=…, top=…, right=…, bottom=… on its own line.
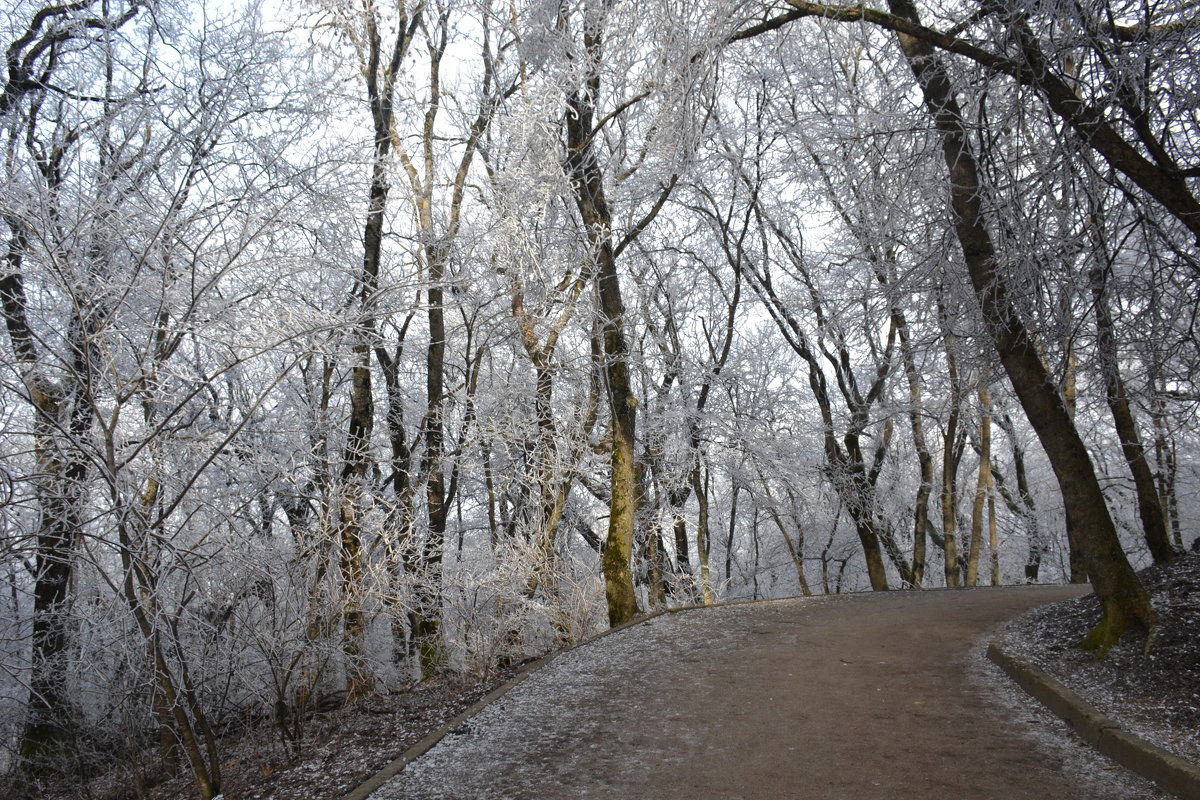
left=365, top=585, right=1164, bottom=800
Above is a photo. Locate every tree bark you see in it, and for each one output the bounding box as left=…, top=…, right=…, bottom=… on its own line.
left=895, top=306, right=932, bottom=588
left=936, top=296, right=963, bottom=588
left=4, top=154, right=92, bottom=772
left=337, top=6, right=417, bottom=698
left=966, top=386, right=991, bottom=586
left=692, top=462, right=715, bottom=604
left=1150, top=393, right=1183, bottom=549
left=995, top=413, right=1042, bottom=582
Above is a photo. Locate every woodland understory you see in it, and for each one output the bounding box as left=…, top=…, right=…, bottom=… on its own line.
left=20, top=554, right=1200, bottom=800
left=0, top=0, right=1197, bottom=796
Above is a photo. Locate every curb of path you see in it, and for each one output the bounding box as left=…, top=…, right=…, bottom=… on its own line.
left=987, top=638, right=1200, bottom=800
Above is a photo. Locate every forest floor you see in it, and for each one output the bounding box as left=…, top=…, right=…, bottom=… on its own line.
left=24, top=553, right=1200, bottom=800
left=28, top=664, right=525, bottom=800
left=998, top=550, right=1200, bottom=765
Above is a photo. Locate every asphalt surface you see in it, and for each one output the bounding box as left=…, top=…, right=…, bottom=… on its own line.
left=364, top=585, right=1165, bottom=800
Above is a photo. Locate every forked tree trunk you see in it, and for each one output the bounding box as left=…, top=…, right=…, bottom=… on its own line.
left=895, top=308, right=932, bottom=588
left=337, top=6, right=417, bottom=698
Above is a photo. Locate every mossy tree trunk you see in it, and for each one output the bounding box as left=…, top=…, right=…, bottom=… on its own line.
left=561, top=6, right=640, bottom=628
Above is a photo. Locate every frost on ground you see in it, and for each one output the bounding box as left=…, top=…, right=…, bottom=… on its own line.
left=28, top=666, right=523, bottom=800
left=370, top=590, right=1165, bottom=800
left=996, top=551, right=1200, bottom=765
left=25, top=562, right=1199, bottom=800
left=969, top=640, right=1169, bottom=800
left=369, top=599, right=829, bottom=800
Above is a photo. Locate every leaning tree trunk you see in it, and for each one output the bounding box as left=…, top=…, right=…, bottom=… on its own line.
left=888, top=0, right=1154, bottom=651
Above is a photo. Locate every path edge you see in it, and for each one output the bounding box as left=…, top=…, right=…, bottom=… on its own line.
left=342, top=601, right=719, bottom=800
left=343, top=594, right=822, bottom=799
left=987, top=637, right=1200, bottom=800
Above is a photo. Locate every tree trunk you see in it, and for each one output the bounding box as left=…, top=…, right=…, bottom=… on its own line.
left=669, top=486, right=692, bottom=574
left=416, top=245, right=449, bottom=675
left=562, top=11, right=641, bottom=627
left=896, top=308, right=932, bottom=588
left=1150, top=395, right=1182, bottom=549
left=5, top=222, right=90, bottom=764
left=966, top=386, right=991, bottom=586
left=936, top=297, right=962, bottom=588
left=1058, top=335, right=1087, bottom=583
left=849, top=501, right=890, bottom=591
left=338, top=2, right=418, bottom=697
left=726, top=481, right=741, bottom=590
left=692, top=462, right=715, bottom=605
left=1089, top=266, right=1175, bottom=564
left=988, top=463, right=999, bottom=585
left=20, top=448, right=81, bottom=762
left=997, top=413, right=1042, bottom=582
left=888, top=0, right=1154, bottom=650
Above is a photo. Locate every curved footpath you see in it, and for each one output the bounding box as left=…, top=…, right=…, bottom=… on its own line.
left=350, top=586, right=1191, bottom=800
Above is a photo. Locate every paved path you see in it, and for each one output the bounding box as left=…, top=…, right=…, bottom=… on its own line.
left=368, top=586, right=1161, bottom=800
